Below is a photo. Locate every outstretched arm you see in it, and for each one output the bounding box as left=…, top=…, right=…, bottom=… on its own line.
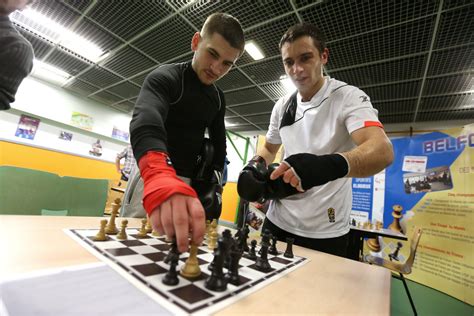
left=342, top=126, right=394, bottom=177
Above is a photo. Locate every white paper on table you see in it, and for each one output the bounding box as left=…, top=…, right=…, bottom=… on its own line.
left=0, top=262, right=172, bottom=316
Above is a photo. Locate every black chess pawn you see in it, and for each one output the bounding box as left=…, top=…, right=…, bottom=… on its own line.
left=268, top=235, right=279, bottom=255
left=284, top=237, right=294, bottom=258
left=225, top=247, right=242, bottom=286
left=389, top=241, right=403, bottom=261
left=205, top=238, right=227, bottom=291
left=242, top=224, right=250, bottom=252
left=245, top=239, right=257, bottom=260
left=164, top=238, right=180, bottom=264
left=255, top=231, right=272, bottom=272
left=162, top=252, right=179, bottom=286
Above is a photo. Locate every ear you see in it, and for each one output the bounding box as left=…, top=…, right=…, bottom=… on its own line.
left=321, top=48, right=329, bottom=65
left=191, top=32, right=201, bottom=52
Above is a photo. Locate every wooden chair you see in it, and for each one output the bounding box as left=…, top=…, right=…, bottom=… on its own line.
left=364, top=227, right=423, bottom=316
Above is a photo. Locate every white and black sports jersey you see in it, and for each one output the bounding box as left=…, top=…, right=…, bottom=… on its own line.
left=266, top=76, right=382, bottom=239
left=130, top=62, right=226, bottom=178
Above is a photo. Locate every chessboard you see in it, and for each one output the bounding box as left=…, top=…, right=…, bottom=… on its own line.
left=66, top=227, right=308, bottom=315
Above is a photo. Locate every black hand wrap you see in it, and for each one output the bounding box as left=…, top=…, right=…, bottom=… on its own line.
left=284, top=153, right=349, bottom=190
left=237, top=156, right=267, bottom=202
left=192, top=138, right=223, bottom=220
left=264, top=163, right=299, bottom=199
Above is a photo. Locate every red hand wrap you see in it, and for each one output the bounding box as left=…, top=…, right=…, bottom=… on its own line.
left=139, top=151, right=197, bottom=215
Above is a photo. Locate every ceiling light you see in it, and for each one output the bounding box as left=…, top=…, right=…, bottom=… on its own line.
left=12, top=9, right=106, bottom=63
left=225, top=119, right=236, bottom=127
left=280, top=75, right=296, bottom=94
left=245, top=41, right=264, bottom=60
left=31, top=59, right=71, bottom=86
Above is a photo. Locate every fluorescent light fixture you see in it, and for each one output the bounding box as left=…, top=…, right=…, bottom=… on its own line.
left=225, top=119, right=236, bottom=127
left=245, top=41, right=264, bottom=60
left=31, top=59, right=71, bottom=85
left=13, top=9, right=106, bottom=63
left=280, top=75, right=296, bottom=94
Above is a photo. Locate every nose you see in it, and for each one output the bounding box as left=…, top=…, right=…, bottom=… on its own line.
left=291, top=62, right=303, bottom=74
left=209, top=61, right=222, bottom=76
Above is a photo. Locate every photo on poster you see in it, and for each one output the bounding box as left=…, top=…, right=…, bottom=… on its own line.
left=245, top=201, right=269, bottom=233
left=89, top=139, right=103, bottom=157
left=403, top=165, right=453, bottom=194
left=111, top=126, right=129, bottom=141
left=59, top=131, right=73, bottom=141
left=15, top=114, right=40, bottom=140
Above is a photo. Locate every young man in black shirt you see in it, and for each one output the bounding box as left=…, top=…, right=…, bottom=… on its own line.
left=130, top=13, right=245, bottom=252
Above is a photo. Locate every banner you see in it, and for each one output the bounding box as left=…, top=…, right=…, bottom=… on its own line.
left=361, top=124, right=474, bottom=304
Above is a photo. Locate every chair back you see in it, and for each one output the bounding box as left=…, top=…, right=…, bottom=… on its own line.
left=401, top=227, right=423, bottom=274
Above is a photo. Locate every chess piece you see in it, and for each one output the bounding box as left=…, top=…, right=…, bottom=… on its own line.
left=222, top=229, right=234, bottom=269
left=116, top=219, right=128, bottom=240
left=145, top=215, right=153, bottom=233
left=389, top=205, right=404, bottom=233
left=245, top=239, right=257, bottom=260
left=208, top=228, right=218, bottom=250
left=366, top=236, right=381, bottom=252
left=375, top=220, right=383, bottom=230
left=93, top=219, right=108, bottom=241
left=205, top=238, right=227, bottom=291
left=105, top=199, right=120, bottom=235
left=137, top=218, right=148, bottom=238
left=255, top=231, right=272, bottom=272
left=151, top=229, right=160, bottom=237
left=389, top=241, right=403, bottom=261
left=180, top=244, right=201, bottom=279
left=163, top=251, right=180, bottom=286
left=268, top=235, right=279, bottom=255
left=241, top=224, right=250, bottom=252
left=351, top=218, right=356, bottom=226
left=284, top=237, right=294, bottom=258
left=164, top=238, right=180, bottom=264
left=225, top=246, right=242, bottom=285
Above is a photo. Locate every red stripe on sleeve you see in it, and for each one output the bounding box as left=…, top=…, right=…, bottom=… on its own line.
left=364, top=121, right=384, bottom=128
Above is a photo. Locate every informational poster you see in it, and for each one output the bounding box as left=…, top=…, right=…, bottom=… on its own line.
left=357, top=124, right=474, bottom=304
left=71, top=112, right=94, bottom=131
left=15, top=114, right=40, bottom=140
left=111, top=126, right=129, bottom=141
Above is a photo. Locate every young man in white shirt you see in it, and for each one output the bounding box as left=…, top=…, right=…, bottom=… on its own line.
left=238, top=23, right=394, bottom=258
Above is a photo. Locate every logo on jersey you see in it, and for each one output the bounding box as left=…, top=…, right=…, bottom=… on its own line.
left=327, top=208, right=336, bottom=223
left=166, top=157, right=173, bottom=166
left=359, top=95, right=370, bottom=103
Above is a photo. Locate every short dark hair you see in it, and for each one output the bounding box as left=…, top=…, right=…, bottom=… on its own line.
left=279, top=23, right=327, bottom=53
left=201, top=13, right=245, bottom=55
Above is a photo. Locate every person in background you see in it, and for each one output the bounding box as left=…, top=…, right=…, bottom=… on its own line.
left=115, top=144, right=136, bottom=183
left=237, top=23, right=393, bottom=259
left=129, top=13, right=245, bottom=252
left=0, top=0, right=34, bottom=110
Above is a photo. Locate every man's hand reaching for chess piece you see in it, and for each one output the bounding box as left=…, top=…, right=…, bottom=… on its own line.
left=139, top=151, right=206, bottom=253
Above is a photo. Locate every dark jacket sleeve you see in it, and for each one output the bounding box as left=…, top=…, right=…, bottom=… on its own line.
left=130, top=65, right=180, bottom=162
left=208, top=88, right=227, bottom=172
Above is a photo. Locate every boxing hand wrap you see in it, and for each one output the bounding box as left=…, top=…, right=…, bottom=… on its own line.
left=264, top=163, right=300, bottom=199
left=283, top=153, right=349, bottom=191
left=139, top=151, right=197, bottom=215
left=237, top=156, right=268, bottom=202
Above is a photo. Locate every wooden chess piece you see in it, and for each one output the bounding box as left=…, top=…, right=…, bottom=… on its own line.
left=180, top=243, right=201, bottom=279
left=389, top=241, right=403, bottom=261
left=105, top=198, right=120, bottom=235
left=245, top=239, right=257, bottom=260
left=366, top=236, right=381, bottom=252
left=151, top=229, right=160, bottom=237
left=116, top=219, right=128, bottom=240
left=93, top=219, right=108, bottom=241
left=145, top=215, right=152, bottom=233
left=388, top=205, right=403, bottom=233
left=137, top=218, right=148, bottom=238
left=225, top=246, right=242, bottom=285
left=255, top=231, right=272, bottom=272
left=208, top=228, right=218, bottom=250
left=163, top=252, right=180, bottom=286
left=284, top=237, right=294, bottom=258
